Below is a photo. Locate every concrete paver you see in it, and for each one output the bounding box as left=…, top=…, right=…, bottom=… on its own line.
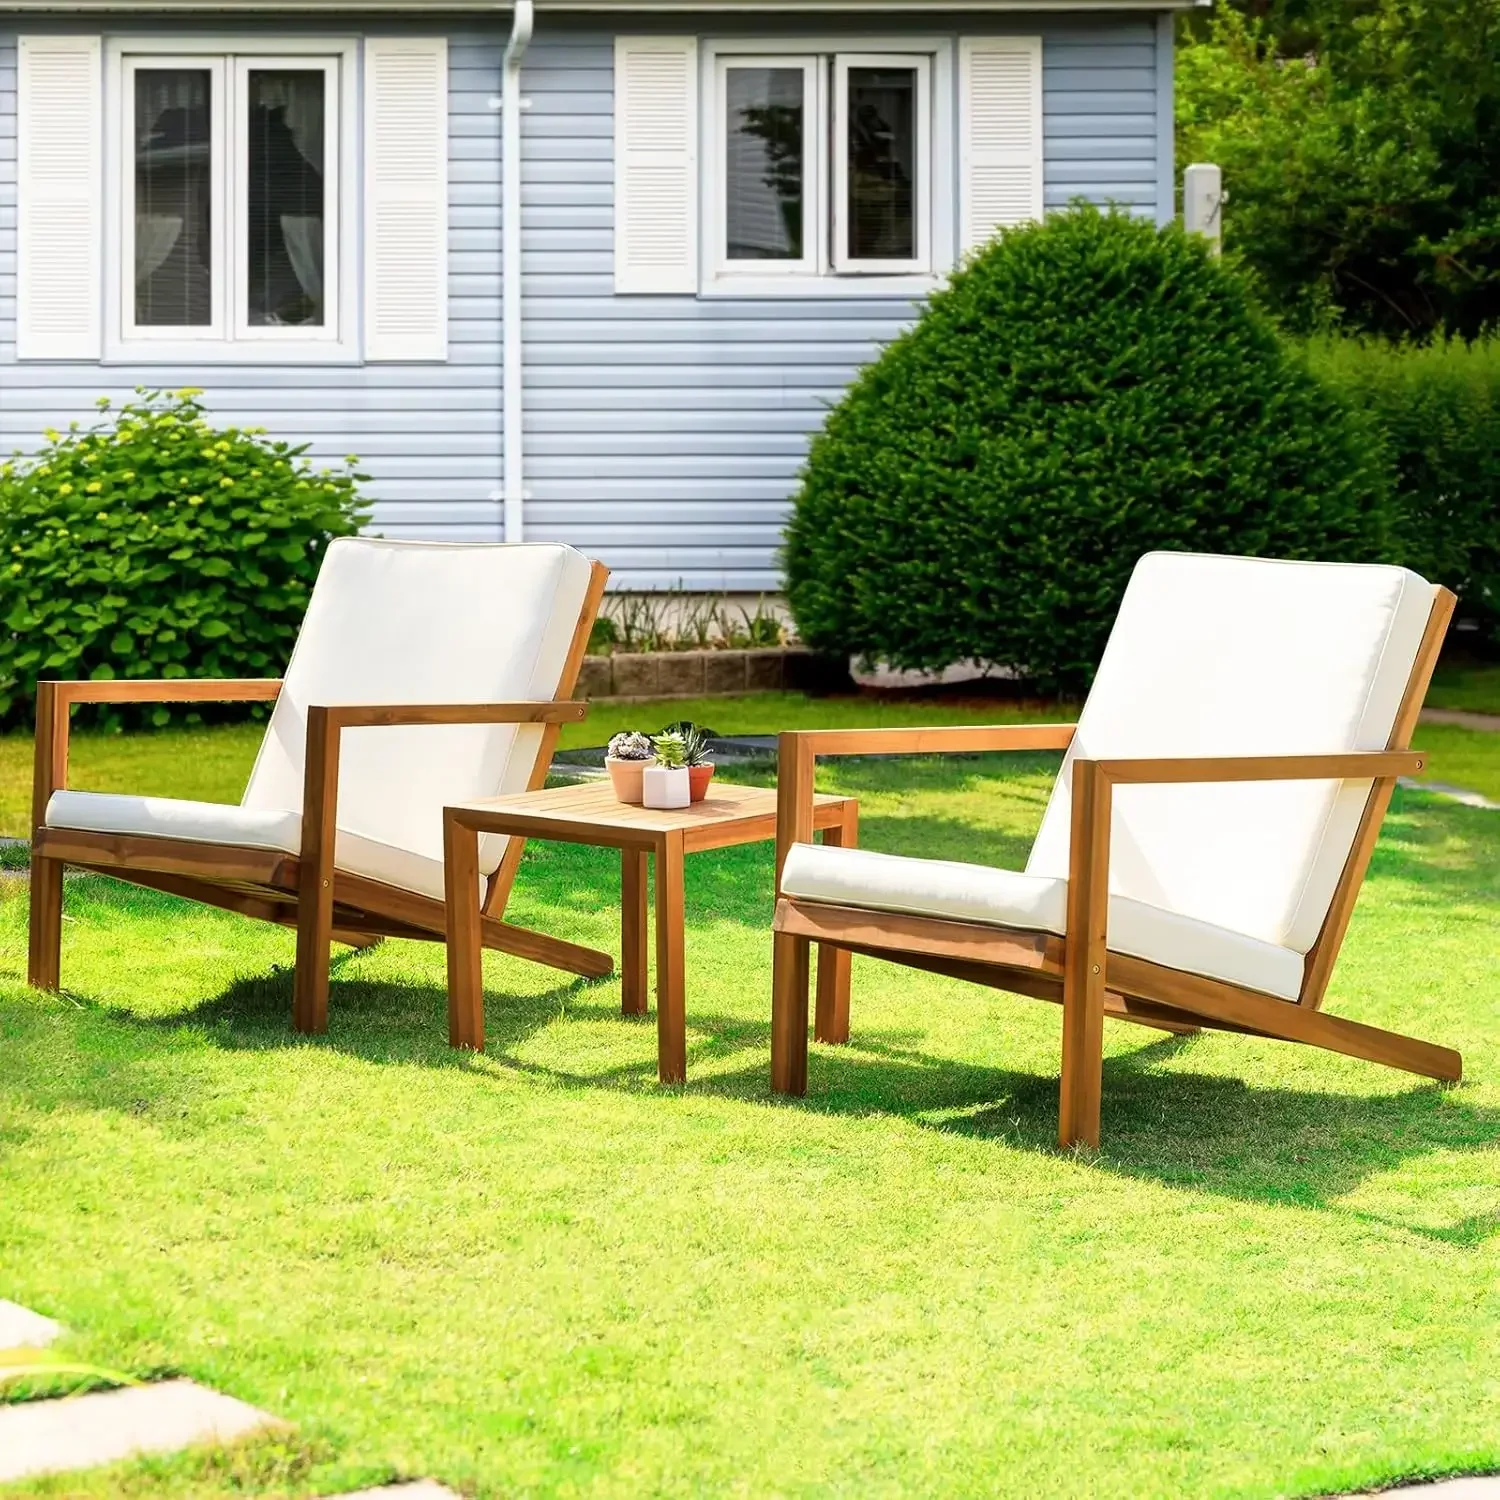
left=1386, top=1482, right=1500, bottom=1497
left=0, top=1299, right=63, bottom=1351
left=0, top=1378, right=282, bottom=1483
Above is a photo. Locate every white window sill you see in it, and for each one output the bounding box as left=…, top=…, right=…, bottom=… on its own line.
left=697, top=273, right=941, bottom=300
left=100, top=342, right=363, bottom=366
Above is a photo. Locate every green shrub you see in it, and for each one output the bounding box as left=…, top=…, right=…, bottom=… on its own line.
left=1306, top=335, right=1500, bottom=644
left=783, top=206, right=1398, bottom=689
left=0, top=388, right=369, bottom=727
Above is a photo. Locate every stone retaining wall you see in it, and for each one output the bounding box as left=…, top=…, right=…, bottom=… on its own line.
left=577, top=648, right=850, bottom=701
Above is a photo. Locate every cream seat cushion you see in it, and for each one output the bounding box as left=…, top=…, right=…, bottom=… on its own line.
left=44, top=790, right=449, bottom=902
left=779, top=842, right=1305, bottom=1001
left=43, top=537, right=596, bottom=904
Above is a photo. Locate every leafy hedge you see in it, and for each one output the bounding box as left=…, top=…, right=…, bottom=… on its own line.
left=0, top=389, right=369, bottom=727
left=784, top=206, right=1396, bottom=690
left=1307, top=336, right=1500, bottom=645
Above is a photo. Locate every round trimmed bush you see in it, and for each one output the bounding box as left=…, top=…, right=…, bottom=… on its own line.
left=0, top=388, right=369, bottom=727
left=783, top=206, right=1398, bottom=690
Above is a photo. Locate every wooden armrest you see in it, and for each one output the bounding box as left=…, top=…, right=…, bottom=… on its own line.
left=1061, top=747, right=1426, bottom=1047
left=39, top=678, right=283, bottom=707
left=30, top=679, right=285, bottom=835
left=773, top=722, right=1076, bottom=890
left=1090, top=750, right=1424, bottom=785
left=312, top=701, right=588, bottom=731
left=779, top=723, right=1076, bottom=759
left=297, top=699, right=590, bottom=910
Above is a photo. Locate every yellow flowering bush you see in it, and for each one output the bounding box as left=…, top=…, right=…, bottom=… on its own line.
left=0, top=387, right=369, bottom=726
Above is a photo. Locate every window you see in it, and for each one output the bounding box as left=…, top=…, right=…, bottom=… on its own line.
left=709, top=46, right=938, bottom=290
left=833, top=56, right=930, bottom=274
left=112, top=42, right=352, bottom=357
left=18, top=34, right=449, bottom=362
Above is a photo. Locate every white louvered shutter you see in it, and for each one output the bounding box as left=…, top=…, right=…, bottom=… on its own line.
left=17, top=36, right=102, bottom=360
left=614, top=37, right=698, bottom=294
left=364, top=37, right=449, bottom=360
left=959, top=38, right=1043, bottom=254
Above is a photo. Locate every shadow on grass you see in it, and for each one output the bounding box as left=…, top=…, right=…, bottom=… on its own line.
left=44, top=947, right=1494, bottom=1234
left=8, top=784, right=1495, bottom=1226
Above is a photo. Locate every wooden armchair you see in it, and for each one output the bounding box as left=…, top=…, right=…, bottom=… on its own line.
left=29, top=539, right=612, bottom=1038
left=770, top=553, right=1462, bottom=1149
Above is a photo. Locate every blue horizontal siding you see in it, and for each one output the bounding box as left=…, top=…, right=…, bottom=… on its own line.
left=522, top=13, right=1168, bottom=588
left=0, top=22, right=504, bottom=543
left=0, top=10, right=1172, bottom=587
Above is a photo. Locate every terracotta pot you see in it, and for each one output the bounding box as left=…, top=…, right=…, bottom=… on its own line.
left=642, top=764, right=690, bottom=810
left=688, top=764, right=715, bottom=803
left=606, top=755, right=649, bottom=805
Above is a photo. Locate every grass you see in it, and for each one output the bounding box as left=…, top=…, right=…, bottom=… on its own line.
left=0, top=685, right=1491, bottom=836
left=1, top=714, right=1498, bottom=1497
left=1428, top=656, right=1500, bottom=716
left=0, top=693, right=1078, bottom=838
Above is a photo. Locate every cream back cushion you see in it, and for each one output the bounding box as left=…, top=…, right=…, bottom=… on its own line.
left=1025, top=553, right=1435, bottom=954
left=243, top=539, right=593, bottom=872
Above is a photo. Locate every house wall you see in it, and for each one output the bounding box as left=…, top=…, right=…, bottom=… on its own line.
left=0, top=20, right=504, bottom=541
left=0, top=10, right=1172, bottom=591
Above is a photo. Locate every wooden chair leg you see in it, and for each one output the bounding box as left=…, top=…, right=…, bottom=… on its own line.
left=27, top=855, right=64, bottom=992
left=814, top=801, right=857, bottom=1044
left=294, top=706, right=337, bottom=1036
left=293, top=898, right=332, bottom=1035
left=1059, top=761, right=1109, bottom=1150
left=1058, top=951, right=1104, bottom=1149
left=771, top=930, right=812, bottom=1096
left=446, top=815, right=485, bottom=1051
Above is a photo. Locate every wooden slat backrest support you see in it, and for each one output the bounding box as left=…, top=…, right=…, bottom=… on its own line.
left=481, top=558, right=609, bottom=917
left=1298, top=586, right=1456, bottom=1009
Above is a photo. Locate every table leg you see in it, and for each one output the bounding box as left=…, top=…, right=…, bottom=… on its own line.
left=814, top=800, right=858, bottom=1045
left=655, top=831, right=687, bottom=1084
left=444, top=814, right=485, bottom=1051
left=621, top=847, right=649, bottom=1016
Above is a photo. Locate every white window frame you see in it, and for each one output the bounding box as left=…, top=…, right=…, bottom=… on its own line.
left=231, top=55, right=342, bottom=346
left=700, top=36, right=953, bottom=299
left=104, top=36, right=358, bottom=364
left=714, top=54, right=821, bottom=280
left=832, top=53, right=932, bottom=276
left=120, top=54, right=227, bottom=344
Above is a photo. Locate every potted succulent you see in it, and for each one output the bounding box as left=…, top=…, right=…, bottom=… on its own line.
left=605, top=730, right=654, bottom=804
left=642, top=730, right=690, bottom=809
left=680, top=723, right=715, bottom=802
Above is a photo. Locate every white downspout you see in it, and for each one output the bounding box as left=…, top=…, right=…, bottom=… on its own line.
left=502, top=0, right=534, bottom=541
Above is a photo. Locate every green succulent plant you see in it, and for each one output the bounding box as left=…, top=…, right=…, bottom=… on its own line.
left=651, top=730, right=687, bottom=770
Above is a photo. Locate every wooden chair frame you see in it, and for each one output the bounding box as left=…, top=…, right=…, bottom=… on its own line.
left=770, top=589, right=1461, bottom=1149
left=28, top=560, right=613, bottom=1034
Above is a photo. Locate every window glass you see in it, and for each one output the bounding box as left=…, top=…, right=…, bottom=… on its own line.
left=246, top=69, right=326, bottom=326
left=844, top=66, right=917, bottom=262
left=724, top=67, right=805, bottom=260
left=133, top=68, right=213, bottom=326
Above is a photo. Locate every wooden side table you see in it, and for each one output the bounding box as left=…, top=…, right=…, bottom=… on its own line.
left=443, top=780, right=858, bottom=1082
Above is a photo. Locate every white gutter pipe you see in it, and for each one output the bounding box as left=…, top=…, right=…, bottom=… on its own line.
left=501, top=0, right=534, bottom=541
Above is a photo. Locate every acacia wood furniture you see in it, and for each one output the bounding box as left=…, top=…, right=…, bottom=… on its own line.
left=444, top=779, right=858, bottom=1082
left=769, top=554, right=1462, bottom=1150
left=29, top=540, right=613, bottom=1033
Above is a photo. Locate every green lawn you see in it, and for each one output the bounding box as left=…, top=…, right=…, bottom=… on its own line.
left=0, top=693, right=1081, bottom=838
left=0, top=703, right=1498, bottom=1497
left=1428, top=657, right=1500, bottom=716
left=0, top=686, right=1491, bottom=837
